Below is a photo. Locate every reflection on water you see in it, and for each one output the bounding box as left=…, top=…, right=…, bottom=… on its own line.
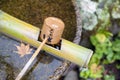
left=0, top=55, right=15, bottom=80
left=0, top=35, right=62, bottom=80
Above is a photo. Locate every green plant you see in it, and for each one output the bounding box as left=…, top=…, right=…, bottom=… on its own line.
left=80, top=63, right=104, bottom=79
left=80, top=31, right=120, bottom=79
left=79, top=0, right=120, bottom=79
left=90, top=31, right=120, bottom=63
left=104, top=74, right=115, bottom=80
left=80, top=31, right=111, bottom=79
left=90, top=31, right=113, bottom=64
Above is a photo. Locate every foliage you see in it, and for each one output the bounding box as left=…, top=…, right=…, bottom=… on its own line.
left=80, top=63, right=104, bottom=79
left=104, top=74, right=115, bottom=80
left=80, top=30, right=120, bottom=80
left=77, top=0, right=120, bottom=31
left=79, top=0, right=120, bottom=79
left=90, top=31, right=120, bottom=64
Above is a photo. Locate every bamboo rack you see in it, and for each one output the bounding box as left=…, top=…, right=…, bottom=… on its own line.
left=0, top=10, right=93, bottom=67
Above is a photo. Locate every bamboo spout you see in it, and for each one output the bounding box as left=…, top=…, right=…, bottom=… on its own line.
left=0, top=10, right=93, bottom=67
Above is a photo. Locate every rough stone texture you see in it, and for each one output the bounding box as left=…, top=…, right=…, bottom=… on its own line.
left=64, top=70, right=78, bottom=80
left=64, top=0, right=83, bottom=80
left=72, top=0, right=82, bottom=44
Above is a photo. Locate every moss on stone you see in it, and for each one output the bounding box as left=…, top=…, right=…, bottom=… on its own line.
left=0, top=0, right=76, bottom=41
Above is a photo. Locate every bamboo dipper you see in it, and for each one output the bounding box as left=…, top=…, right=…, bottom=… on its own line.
left=15, top=17, right=65, bottom=80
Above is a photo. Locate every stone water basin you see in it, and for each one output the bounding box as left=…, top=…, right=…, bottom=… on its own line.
left=0, top=0, right=76, bottom=80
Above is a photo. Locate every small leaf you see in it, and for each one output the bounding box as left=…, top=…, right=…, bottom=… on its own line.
left=104, top=74, right=115, bottom=80
left=15, top=43, right=32, bottom=57
left=112, top=39, right=120, bottom=52
left=95, top=33, right=106, bottom=43
left=106, top=52, right=114, bottom=63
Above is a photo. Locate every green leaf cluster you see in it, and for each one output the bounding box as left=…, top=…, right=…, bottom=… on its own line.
left=79, top=0, right=120, bottom=79
left=104, top=74, right=115, bottom=80
left=80, top=65, right=104, bottom=79
left=80, top=31, right=120, bottom=80
left=90, top=31, right=120, bottom=64
left=90, top=32, right=112, bottom=64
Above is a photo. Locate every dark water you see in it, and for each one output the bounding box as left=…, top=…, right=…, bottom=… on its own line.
left=0, top=0, right=76, bottom=80
left=0, top=35, right=62, bottom=80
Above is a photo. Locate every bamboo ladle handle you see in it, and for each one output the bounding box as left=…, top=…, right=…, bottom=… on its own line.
left=15, top=37, right=48, bottom=80
left=15, top=17, right=65, bottom=80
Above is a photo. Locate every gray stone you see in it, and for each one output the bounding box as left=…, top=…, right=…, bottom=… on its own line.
left=64, top=70, right=78, bottom=80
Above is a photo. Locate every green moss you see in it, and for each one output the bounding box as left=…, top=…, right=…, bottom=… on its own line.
left=0, top=0, right=76, bottom=41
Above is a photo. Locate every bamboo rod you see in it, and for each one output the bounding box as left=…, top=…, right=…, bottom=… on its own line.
left=15, top=37, right=48, bottom=80
left=0, top=10, right=93, bottom=67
